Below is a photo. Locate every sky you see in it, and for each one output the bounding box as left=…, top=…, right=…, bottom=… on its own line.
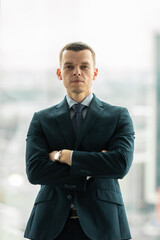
left=1, top=0, right=160, bottom=71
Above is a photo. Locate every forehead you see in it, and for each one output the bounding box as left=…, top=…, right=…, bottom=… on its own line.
left=61, top=50, right=93, bottom=65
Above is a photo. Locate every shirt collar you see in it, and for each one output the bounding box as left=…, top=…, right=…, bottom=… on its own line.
left=66, top=93, right=93, bottom=109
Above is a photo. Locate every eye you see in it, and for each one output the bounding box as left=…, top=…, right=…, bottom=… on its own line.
left=81, top=65, right=88, bottom=69
left=64, top=65, right=73, bottom=70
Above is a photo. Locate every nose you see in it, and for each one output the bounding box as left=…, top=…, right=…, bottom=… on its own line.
left=73, top=67, right=81, bottom=76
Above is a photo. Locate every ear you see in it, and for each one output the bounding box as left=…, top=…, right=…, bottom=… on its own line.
left=56, top=68, right=62, bottom=80
left=93, top=68, right=98, bottom=80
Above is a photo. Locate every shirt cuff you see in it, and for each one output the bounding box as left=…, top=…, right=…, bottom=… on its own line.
left=70, top=150, right=73, bottom=165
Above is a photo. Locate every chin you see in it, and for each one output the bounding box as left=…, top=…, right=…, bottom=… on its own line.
left=72, top=89, right=84, bottom=94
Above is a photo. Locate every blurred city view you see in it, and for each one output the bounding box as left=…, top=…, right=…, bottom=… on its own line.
left=1, top=0, right=160, bottom=239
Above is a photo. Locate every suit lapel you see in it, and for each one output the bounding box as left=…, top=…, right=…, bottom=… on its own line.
left=55, top=95, right=104, bottom=150
left=55, top=97, right=76, bottom=149
left=75, top=95, right=104, bottom=149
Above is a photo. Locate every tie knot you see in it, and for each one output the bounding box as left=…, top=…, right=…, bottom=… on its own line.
left=72, top=104, right=85, bottom=113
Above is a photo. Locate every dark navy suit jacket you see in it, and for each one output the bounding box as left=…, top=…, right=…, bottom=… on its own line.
left=24, top=94, right=135, bottom=240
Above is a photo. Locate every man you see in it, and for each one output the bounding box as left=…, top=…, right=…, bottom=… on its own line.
left=24, top=42, right=135, bottom=240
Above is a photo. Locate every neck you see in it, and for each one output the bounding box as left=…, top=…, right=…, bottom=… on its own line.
left=67, top=91, right=91, bottom=103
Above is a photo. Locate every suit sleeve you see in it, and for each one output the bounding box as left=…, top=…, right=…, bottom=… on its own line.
left=25, top=112, right=86, bottom=190
left=71, top=108, right=135, bottom=179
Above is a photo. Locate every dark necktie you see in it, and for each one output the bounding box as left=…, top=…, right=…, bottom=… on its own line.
left=72, top=103, right=86, bottom=136
left=71, top=104, right=86, bottom=209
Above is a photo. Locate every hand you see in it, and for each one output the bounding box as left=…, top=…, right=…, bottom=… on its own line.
left=101, top=150, right=107, bottom=153
left=49, top=151, right=57, bottom=162
left=49, top=149, right=71, bottom=166
left=60, top=149, right=71, bottom=166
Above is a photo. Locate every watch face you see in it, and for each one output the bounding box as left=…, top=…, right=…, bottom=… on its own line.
left=54, top=152, right=59, bottom=160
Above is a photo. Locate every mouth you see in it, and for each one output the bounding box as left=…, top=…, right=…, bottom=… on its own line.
left=72, top=80, right=83, bottom=82
left=71, top=80, right=84, bottom=84
left=71, top=78, right=84, bottom=83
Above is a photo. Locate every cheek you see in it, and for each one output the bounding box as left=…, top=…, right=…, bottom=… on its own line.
left=86, top=73, right=94, bottom=82
left=62, top=73, right=69, bottom=82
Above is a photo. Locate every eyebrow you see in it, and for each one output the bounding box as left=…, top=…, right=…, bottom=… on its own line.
left=81, top=62, right=90, bottom=65
left=64, top=61, right=90, bottom=65
left=64, top=62, right=73, bottom=65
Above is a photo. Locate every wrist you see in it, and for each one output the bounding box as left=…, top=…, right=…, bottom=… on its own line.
left=58, top=150, right=62, bottom=162
left=54, top=150, right=62, bottom=162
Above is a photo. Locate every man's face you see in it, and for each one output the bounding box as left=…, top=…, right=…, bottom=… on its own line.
left=57, top=50, right=98, bottom=98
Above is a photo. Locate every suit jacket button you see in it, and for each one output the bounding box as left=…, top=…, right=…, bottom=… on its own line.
left=67, top=195, right=72, bottom=200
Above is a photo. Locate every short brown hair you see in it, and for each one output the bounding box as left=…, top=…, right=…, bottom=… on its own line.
left=59, top=42, right=96, bottom=67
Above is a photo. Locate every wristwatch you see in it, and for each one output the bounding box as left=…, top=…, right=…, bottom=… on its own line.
left=54, top=150, right=62, bottom=162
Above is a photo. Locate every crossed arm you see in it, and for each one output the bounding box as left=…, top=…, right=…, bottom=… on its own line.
left=26, top=108, right=134, bottom=186
left=49, top=150, right=107, bottom=166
